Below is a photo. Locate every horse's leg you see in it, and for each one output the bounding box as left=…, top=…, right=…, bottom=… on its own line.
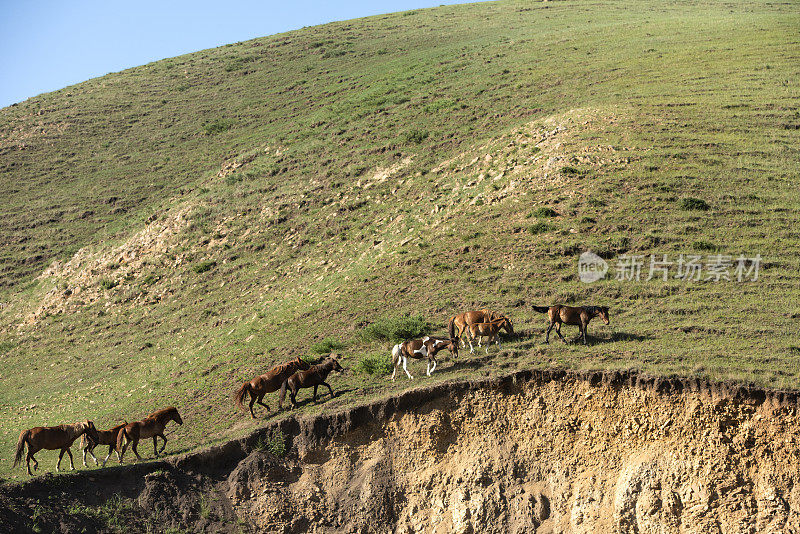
left=555, top=323, right=567, bottom=344
left=27, top=452, right=35, bottom=476
left=403, top=355, right=413, bottom=379
left=84, top=444, right=98, bottom=467
left=581, top=322, right=589, bottom=345
left=248, top=393, right=258, bottom=419
left=157, top=433, right=167, bottom=454
left=278, top=380, right=288, bottom=410
left=57, top=449, right=65, bottom=471
left=131, top=439, right=143, bottom=462
left=313, top=384, right=319, bottom=402
left=545, top=321, right=554, bottom=343
left=323, top=381, right=335, bottom=398
left=426, top=359, right=431, bottom=376
left=66, top=448, right=75, bottom=470
left=102, top=445, right=114, bottom=467
left=153, top=436, right=159, bottom=457
left=428, top=358, right=437, bottom=375
left=256, top=393, right=270, bottom=412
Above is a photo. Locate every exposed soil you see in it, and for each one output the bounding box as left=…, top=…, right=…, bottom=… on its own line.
left=2, top=368, right=799, bottom=533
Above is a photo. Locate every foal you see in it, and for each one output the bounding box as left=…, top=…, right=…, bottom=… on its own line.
left=448, top=309, right=504, bottom=348
left=14, top=421, right=98, bottom=476
left=81, top=421, right=127, bottom=468
left=234, top=356, right=311, bottom=417
left=467, top=316, right=514, bottom=354
left=283, top=356, right=344, bottom=408
left=116, top=407, right=183, bottom=463
left=390, top=336, right=458, bottom=380
left=533, top=305, right=610, bottom=345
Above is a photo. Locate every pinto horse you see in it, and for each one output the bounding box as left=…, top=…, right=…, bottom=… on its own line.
left=283, top=356, right=344, bottom=408
left=533, top=305, right=610, bottom=345
left=14, top=421, right=98, bottom=476
left=390, top=336, right=458, bottom=380
left=234, top=356, right=311, bottom=418
left=81, top=422, right=127, bottom=468
left=116, top=407, right=183, bottom=463
left=467, top=316, right=514, bottom=354
left=448, top=310, right=509, bottom=348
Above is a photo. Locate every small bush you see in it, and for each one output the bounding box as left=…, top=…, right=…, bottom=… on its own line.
left=254, top=428, right=286, bottom=457
left=361, top=315, right=429, bottom=343
left=403, top=129, right=429, bottom=144
left=529, top=222, right=553, bottom=234
left=356, top=352, right=393, bottom=376
left=692, top=241, right=718, bottom=251
left=530, top=206, right=559, bottom=218
left=192, top=260, right=217, bottom=274
left=561, top=166, right=580, bottom=176
left=679, top=197, right=710, bottom=211
left=311, top=338, right=345, bottom=354
left=99, top=279, right=118, bottom=290
left=202, top=119, right=234, bottom=135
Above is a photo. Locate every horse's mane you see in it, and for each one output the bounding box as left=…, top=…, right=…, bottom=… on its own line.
left=147, top=406, right=177, bottom=419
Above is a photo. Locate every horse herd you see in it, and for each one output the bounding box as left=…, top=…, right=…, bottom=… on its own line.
left=11, top=304, right=610, bottom=476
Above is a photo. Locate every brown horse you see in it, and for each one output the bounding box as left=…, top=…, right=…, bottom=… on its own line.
left=391, top=336, right=459, bottom=380
left=283, top=356, right=344, bottom=408
left=448, top=310, right=509, bottom=348
left=234, top=356, right=311, bottom=418
left=533, top=305, right=610, bottom=345
left=466, top=316, right=514, bottom=354
left=14, top=421, right=98, bottom=476
left=116, top=407, right=183, bottom=463
left=81, top=422, right=127, bottom=468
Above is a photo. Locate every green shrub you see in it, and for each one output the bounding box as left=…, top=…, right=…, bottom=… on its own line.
left=99, top=279, right=118, bottom=290
left=561, top=166, right=580, bottom=176
left=356, top=352, right=393, bottom=376
left=679, top=197, right=710, bottom=211
left=254, top=428, right=286, bottom=456
left=692, top=241, right=718, bottom=251
left=192, top=260, right=217, bottom=274
left=311, top=338, right=345, bottom=354
left=202, top=119, right=234, bottom=135
left=361, top=314, right=429, bottom=342
left=529, top=221, right=553, bottom=234
left=530, top=206, right=558, bottom=218
left=403, top=129, right=429, bottom=144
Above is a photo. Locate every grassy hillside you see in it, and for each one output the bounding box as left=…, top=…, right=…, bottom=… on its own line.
left=1, top=0, right=798, bottom=481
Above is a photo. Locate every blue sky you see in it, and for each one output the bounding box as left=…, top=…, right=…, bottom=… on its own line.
left=0, top=0, right=469, bottom=109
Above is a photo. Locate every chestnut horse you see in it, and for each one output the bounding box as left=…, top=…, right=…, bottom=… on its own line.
left=448, top=310, right=509, bottom=348
left=467, top=316, right=514, bottom=354
left=116, top=407, right=183, bottom=463
left=390, top=336, right=459, bottom=380
left=81, top=421, right=127, bottom=468
left=14, top=421, right=98, bottom=476
left=533, top=305, right=610, bottom=345
left=234, top=356, right=311, bottom=418
left=283, top=356, right=344, bottom=408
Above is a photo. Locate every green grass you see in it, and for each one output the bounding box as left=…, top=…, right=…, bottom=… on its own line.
left=0, top=0, right=798, bottom=481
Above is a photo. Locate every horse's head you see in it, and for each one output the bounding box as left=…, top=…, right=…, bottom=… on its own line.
left=169, top=407, right=184, bottom=425
left=296, top=356, right=311, bottom=371
left=448, top=339, right=459, bottom=359
left=598, top=306, right=610, bottom=325
left=329, top=356, right=345, bottom=373
left=502, top=316, right=514, bottom=335
left=83, top=421, right=99, bottom=443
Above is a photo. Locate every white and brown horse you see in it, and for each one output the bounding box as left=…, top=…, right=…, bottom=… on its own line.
left=467, top=316, right=514, bottom=354
left=116, top=407, right=183, bottom=463
left=390, top=336, right=458, bottom=380
left=448, top=310, right=511, bottom=348
left=14, top=421, right=98, bottom=476
left=81, top=421, right=127, bottom=468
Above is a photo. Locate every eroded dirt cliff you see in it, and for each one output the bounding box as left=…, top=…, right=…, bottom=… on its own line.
left=2, top=369, right=800, bottom=533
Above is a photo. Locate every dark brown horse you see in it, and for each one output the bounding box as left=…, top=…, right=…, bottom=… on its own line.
left=234, top=356, right=311, bottom=418
left=116, top=407, right=183, bottom=463
left=466, top=316, right=514, bottom=354
left=391, top=336, right=459, bottom=380
left=533, top=305, right=610, bottom=345
left=448, top=310, right=509, bottom=348
left=14, top=421, right=98, bottom=475
left=81, top=421, right=127, bottom=467
left=283, top=356, right=344, bottom=408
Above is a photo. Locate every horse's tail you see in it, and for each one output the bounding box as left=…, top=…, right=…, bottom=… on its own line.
left=234, top=382, right=251, bottom=410
left=448, top=316, right=456, bottom=341
left=13, top=430, right=30, bottom=467
left=532, top=306, right=550, bottom=313
left=391, top=344, right=403, bottom=366
left=116, top=426, right=129, bottom=452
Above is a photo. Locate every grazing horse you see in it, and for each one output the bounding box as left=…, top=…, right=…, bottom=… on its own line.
left=448, top=310, right=509, bottom=348
left=116, top=407, right=183, bottom=463
left=283, top=356, right=344, bottom=408
left=14, top=421, right=98, bottom=476
left=390, top=336, right=459, bottom=380
left=234, top=356, right=311, bottom=418
left=533, top=305, right=610, bottom=345
left=81, top=421, right=127, bottom=468
left=467, top=316, right=514, bottom=354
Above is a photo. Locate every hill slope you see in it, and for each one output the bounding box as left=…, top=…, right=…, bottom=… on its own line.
left=1, top=0, right=799, bottom=481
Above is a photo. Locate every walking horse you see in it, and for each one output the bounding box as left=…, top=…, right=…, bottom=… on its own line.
left=391, top=336, right=459, bottom=380
left=116, top=407, right=183, bottom=463
left=283, top=356, right=344, bottom=408
left=81, top=421, right=127, bottom=467
left=14, top=421, right=98, bottom=475
left=533, top=304, right=610, bottom=345
left=234, top=356, right=311, bottom=417
left=466, top=316, right=514, bottom=354
left=448, top=310, right=510, bottom=348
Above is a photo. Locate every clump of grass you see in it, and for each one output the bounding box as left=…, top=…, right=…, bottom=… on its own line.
left=99, top=279, right=118, bottom=290
left=254, top=428, right=286, bottom=457
left=0, top=340, right=17, bottom=355
left=403, top=129, right=429, bottom=144
left=311, top=338, right=345, bottom=354
left=530, top=206, right=559, bottom=218
left=191, top=260, right=217, bottom=274
left=529, top=221, right=553, bottom=234
left=202, top=119, right=234, bottom=135
left=692, top=241, right=718, bottom=251
left=356, top=352, right=393, bottom=376
left=361, top=315, right=429, bottom=342
left=561, top=166, right=580, bottom=176
left=679, top=197, right=710, bottom=211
